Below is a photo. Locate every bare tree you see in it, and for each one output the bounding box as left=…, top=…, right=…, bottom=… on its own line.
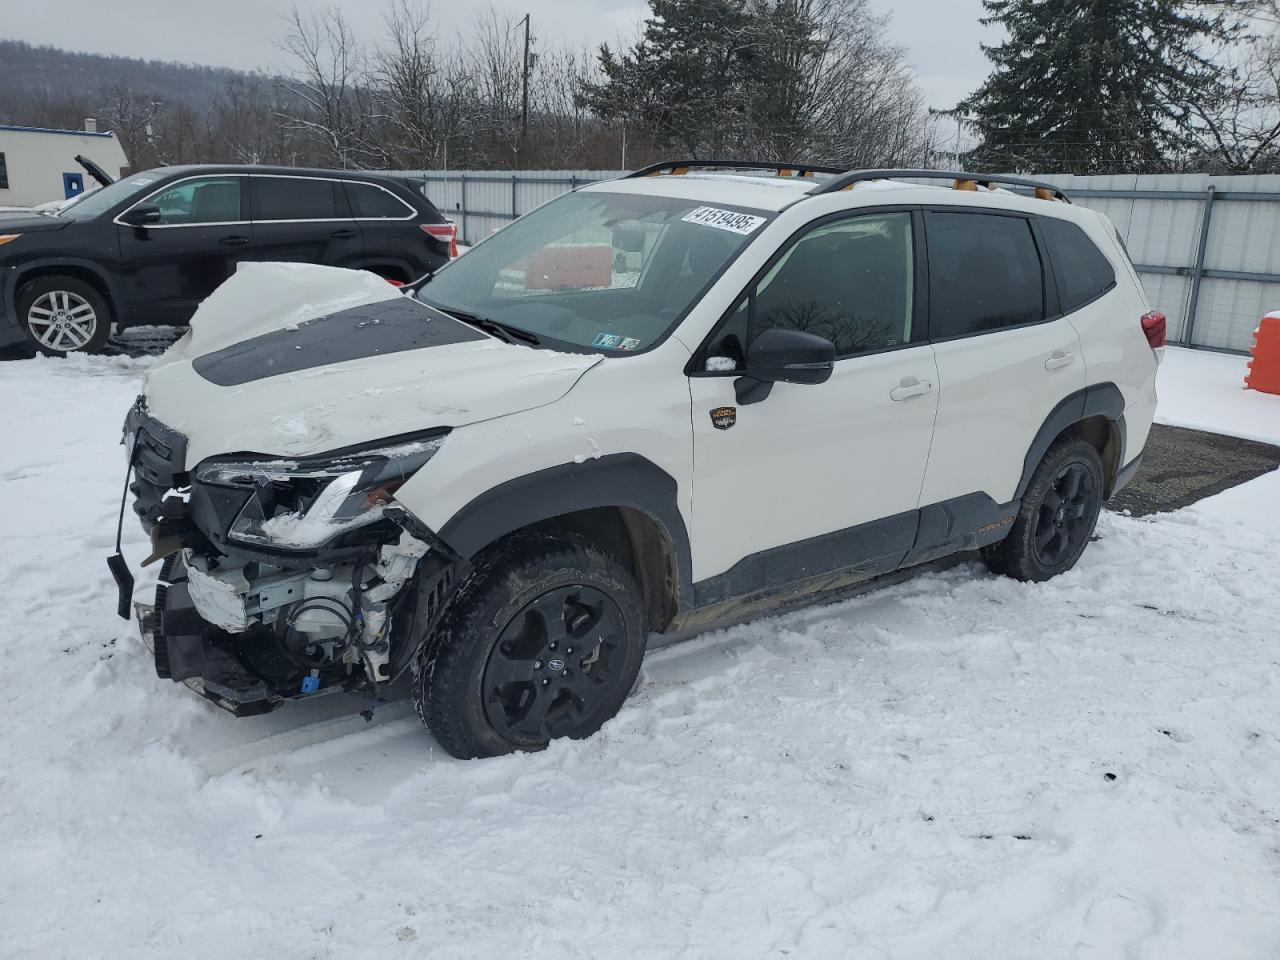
left=276, top=4, right=383, bottom=168
left=1184, top=28, right=1280, bottom=171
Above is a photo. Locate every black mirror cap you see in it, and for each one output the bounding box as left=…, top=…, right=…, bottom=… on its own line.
left=121, top=204, right=162, bottom=227
left=745, top=327, right=835, bottom=385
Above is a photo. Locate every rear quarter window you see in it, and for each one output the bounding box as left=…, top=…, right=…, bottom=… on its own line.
left=347, top=182, right=413, bottom=219
left=1040, top=217, right=1116, bottom=312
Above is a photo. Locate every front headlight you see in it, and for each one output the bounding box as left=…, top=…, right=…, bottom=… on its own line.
left=194, top=435, right=446, bottom=549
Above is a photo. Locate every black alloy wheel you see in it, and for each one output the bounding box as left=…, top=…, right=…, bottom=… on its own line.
left=981, top=436, right=1105, bottom=582
left=1031, top=461, right=1096, bottom=567
left=482, top=585, right=628, bottom=742
left=415, top=534, right=647, bottom=759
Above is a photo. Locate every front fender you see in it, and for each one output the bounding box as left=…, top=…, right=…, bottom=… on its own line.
left=434, top=453, right=694, bottom=610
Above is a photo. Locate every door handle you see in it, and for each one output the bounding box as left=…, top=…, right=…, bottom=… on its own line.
left=330, top=229, right=357, bottom=239
left=219, top=236, right=250, bottom=247
left=1045, top=351, right=1076, bottom=371
left=890, top=376, right=933, bottom=401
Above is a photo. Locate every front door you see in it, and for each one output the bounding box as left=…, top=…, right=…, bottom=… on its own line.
left=116, top=175, right=250, bottom=324
left=688, top=209, right=939, bottom=597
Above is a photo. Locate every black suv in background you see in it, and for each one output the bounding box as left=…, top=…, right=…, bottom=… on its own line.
left=0, top=165, right=456, bottom=355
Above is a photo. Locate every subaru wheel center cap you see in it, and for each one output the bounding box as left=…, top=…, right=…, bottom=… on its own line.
left=547, top=658, right=565, bottom=672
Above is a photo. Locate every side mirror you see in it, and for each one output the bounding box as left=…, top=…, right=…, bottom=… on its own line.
left=735, top=327, right=835, bottom=405
left=120, top=204, right=161, bottom=227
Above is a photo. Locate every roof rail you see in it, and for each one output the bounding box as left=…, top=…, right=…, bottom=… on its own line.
left=808, top=169, right=1072, bottom=203
left=626, top=159, right=848, bottom=179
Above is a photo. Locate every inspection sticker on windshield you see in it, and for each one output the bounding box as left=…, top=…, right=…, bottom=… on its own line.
left=681, top=206, right=766, bottom=235
left=592, top=333, right=642, bottom=351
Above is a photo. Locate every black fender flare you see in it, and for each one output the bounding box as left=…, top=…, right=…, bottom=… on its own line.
left=8, top=255, right=124, bottom=320
left=437, top=453, right=695, bottom=610
left=1016, top=382, right=1126, bottom=499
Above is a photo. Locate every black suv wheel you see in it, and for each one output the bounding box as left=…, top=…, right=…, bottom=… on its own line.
left=982, top=436, right=1105, bottom=582
left=16, top=275, right=112, bottom=356
left=415, top=534, right=647, bottom=759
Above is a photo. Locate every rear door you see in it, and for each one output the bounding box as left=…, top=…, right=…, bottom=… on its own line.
left=919, top=208, right=1085, bottom=509
left=246, top=175, right=365, bottom=269
left=343, top=179, right=433, bottom=279
left=115, top=174, right=250, bottom=323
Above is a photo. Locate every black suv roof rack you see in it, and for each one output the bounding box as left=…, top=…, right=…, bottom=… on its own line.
left=626, top=159, right=847, bottom=179
left=622, top=160, right=1072, bottom=203
left=807, top=168, right=1072, bottom=203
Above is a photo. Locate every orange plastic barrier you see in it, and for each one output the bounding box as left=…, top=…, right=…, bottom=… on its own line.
left=1245, top=313, right=1280, bottom=395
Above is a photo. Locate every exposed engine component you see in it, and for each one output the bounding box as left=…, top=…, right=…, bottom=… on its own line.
left=181, top=529, right=432, bottom=692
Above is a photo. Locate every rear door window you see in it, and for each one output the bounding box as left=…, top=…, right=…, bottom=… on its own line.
left=252, top=177, right=343, bottom=221
left=347, top=182, right=413, bottom=219
left=925, top=211, right=1045, bottom=338
left=1039, top=217, right=1116, bottom=312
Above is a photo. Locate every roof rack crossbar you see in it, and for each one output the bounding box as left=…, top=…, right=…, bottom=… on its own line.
left=625, top=159, right=848, bottom=179
left=808, top=169, right=1071, bottom=202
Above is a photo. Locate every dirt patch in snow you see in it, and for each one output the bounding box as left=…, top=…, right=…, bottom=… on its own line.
left=1109, top=423, right=1280, bottom=517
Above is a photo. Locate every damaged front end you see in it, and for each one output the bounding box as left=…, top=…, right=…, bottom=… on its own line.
left=119, top=399, right=459, bottom=716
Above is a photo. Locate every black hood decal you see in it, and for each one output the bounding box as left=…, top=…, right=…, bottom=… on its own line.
left=192, top=296, right=487, bottom=386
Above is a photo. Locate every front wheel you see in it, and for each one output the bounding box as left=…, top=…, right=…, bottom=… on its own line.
left=982, top=436, right=1104, bottom=582
left=16, top=275, right=112, bottom=355
left=415, top=535, right=647, bottom=759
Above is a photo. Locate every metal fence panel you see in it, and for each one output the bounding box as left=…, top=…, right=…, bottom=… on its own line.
left=385, top=168, right=1280, bottom=353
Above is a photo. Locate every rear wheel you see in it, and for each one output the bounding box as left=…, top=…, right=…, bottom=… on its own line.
left=415, top=535, right=647, bottom=759
left=16, top=275, right=111, bottom=355
left=982, top=437, right=1104, bottom=582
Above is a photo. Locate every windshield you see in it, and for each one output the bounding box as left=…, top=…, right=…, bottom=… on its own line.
left=415, top=191, right=770, bottom=353
left=54, top=171, right=165, bottom=220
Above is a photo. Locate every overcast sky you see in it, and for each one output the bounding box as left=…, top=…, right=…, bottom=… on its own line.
left=5, top=0, right=994, bottom=111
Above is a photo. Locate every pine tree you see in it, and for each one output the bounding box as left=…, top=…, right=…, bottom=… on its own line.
left=580, top=0, right=759, bottom=155
left=956, top=0, right=1245, bottom=174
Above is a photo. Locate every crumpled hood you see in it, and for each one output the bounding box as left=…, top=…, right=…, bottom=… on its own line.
left=143, top=262, right=600, bottom=466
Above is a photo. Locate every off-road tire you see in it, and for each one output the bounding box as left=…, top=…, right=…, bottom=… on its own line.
left=981, top=436, right=1105, bottom=582
left=16, top=274, right=112, bottom=356
left=414, top=534, right=647, bottom=759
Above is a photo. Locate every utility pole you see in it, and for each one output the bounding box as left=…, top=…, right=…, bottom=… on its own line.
left=520, top=13, right=531, bottom=143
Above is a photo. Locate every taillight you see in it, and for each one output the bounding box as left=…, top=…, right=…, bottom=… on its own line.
left=384, top=278, right=404, bottom=287
left=1140, top=310, right=1166, bottom=349
left=421, top=223, right=458, bottom=258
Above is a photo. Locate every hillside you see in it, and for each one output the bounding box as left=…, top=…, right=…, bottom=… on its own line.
left=0, top=39, right=256, bottom=117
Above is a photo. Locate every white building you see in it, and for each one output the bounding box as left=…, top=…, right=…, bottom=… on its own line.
left=0, top=120, right=130, bottom=208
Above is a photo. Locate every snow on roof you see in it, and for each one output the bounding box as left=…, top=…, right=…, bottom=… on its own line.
left=0, top=123, right=115, bottom=139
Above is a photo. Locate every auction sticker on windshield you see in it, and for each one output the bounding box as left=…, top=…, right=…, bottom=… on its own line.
left=681, top=206, right=766, bottom=235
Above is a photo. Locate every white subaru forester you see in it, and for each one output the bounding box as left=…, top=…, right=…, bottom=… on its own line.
left=115, top=161, right=1162, bottom=758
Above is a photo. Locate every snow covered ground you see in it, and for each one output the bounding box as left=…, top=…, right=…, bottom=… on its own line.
left=1, top=346, right=1278, bottom=959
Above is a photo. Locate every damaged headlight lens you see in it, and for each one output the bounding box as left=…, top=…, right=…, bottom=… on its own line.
left=194, top=435, right=446, bottom=549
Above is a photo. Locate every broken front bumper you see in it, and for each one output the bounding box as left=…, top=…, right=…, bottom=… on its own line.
left=134, top=599, right=284, bottom=718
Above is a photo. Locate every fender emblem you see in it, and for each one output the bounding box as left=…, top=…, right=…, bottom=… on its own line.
left=710, top=406, right=737, bottom=430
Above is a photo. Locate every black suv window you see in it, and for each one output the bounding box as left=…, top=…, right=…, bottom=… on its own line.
left=144, top=177, right=242, bottom=225
left=926, top=211, right=1044, bottom=338
left=347, top=182, right=411, bottom=218
left=1040, top=217, right=1116, bottom=312
left=254, top=177, right=342, bottom=221
left=703, top=211, right=914, bottom=370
